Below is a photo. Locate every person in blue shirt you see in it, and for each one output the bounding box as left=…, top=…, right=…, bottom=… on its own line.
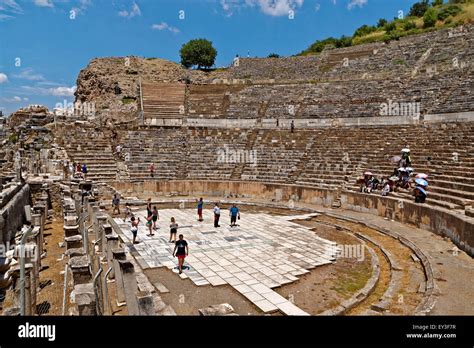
left=197, top=197, right=204, bottom=222
left=81, top=163, right=88, bottom=180
left=229, top=204, right=240, bottom=227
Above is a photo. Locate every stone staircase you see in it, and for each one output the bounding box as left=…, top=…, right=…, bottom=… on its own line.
left=65, top=128, right=118, bottom=182
left=142, top=82, right=186, bottom=122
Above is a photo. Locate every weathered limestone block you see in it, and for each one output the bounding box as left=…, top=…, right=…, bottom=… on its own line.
left=136, top=291, right=155, bottom=315
left=65, top=234, right=83, bottom=250
left=72, top=283, right=96, bottom=316
left=112, top=248, right=127, bottom=304
left=466, top=206, right=474, bottom=218
left=118, top=260, right=139, bottom=315
left=64, top=215, right=78, bottom=226
left=198, top=303, right=236, bottom=316
left=64, top=224, right=80, bottom=237
left=69, top=255, right=91, bottom=285
left=65, top=248, right=86, bottom=258
left=101, top=223, right=113, bottom=253
left=9, top=263, right=35, bottom=315
left=105, top=234, right=119, bottom=279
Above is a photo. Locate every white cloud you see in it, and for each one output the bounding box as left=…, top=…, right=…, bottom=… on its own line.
left=20, top=85, right=77, bottom=96
left=151, top=22, right=180, bottom=33
left=34, top=0, right=54, bottom=8
left=0, top=0, right=23, bottom=21
left=221, top=0, right=304, bottom=17
left=0, top=13, right=12, bottom=20
left=71, top=0, right=92, bottom=16
left=49, top=86, right=77, bottom=96
left=0, top=73, right=8, bottom=84
left=315, top=3, right=320, bottom=11
left=1, top=96, right=21, bottom=102
left=118, top=1, right=141, bottom=18
left=347, top=0, right=367, bottom=10
left=257, top=0, right=303, bottom=16
left=0, top=0, right=23, bottom=14
left=12, top=67, right=45, bottom=81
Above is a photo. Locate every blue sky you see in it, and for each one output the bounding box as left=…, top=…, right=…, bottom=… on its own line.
left=0, top=0, right=420, bottom=116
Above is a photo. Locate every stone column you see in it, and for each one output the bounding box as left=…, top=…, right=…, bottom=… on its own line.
left=96, top=215, right=108, bottom=253
left=10, top=263, right=34, bottom=315
left=105, top=234, right=119, bottom=279
left=112, top=248, right=127, bottom=305
left=118, top=260, right=139, bottom=315
left=31, top=218, right=43, bottom=262
left=33, top=205, right=46, bottom=257
left=101, top=223, right=113, bottom=256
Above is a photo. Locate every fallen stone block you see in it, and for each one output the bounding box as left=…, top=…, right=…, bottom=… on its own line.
left=198, top=303, right=235, bottom=316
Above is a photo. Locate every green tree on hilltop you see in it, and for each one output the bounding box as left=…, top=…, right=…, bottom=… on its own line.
left=409, top=0, right=431, bottom=17
left=180, top=39, right=217, bottom=69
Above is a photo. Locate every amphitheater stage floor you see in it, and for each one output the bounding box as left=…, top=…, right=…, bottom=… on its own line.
left=113, top=208, right=339, bottom=315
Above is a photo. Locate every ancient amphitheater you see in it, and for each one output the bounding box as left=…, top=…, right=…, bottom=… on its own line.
left=0, top=24, right=473, bottom=317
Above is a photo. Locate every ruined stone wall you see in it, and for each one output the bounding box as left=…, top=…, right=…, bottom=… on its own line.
left=0, top=184, right=31, bottom=245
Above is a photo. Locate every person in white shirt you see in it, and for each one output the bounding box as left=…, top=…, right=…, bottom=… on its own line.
left=213, top=203, right=221, bottom=228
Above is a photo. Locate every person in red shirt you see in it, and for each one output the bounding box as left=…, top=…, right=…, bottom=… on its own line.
left=149, top=163, right=155, bottom=178
left=173, top=234, right=188, bottom=274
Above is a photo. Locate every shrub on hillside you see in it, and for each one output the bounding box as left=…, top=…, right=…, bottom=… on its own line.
left=384, top=22, right=397, bottom=32
left=353, top=24, right=378, bottom=37
left=437, top=4, right=462, bottom=20
left=404, top=20, right=417, bottom=30
left=377, top=18, right=388, bottom=27
left=423, top=7, right=438, bottom=27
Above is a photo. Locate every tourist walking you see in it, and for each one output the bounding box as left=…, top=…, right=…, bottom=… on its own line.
left=81, top=163, right=88, bottom=179
left=115, top=144, right=122, bottom=158
left=152, top=206, right=159, bottom=230
left=197, top=197, right=204, bottom=222
left=149, top=163, right=155, bottom=178
left=145, top=213, right=154, bottom=236
left=63, top=159, right=69, bottom=179
left=213, top=203, right=221, bottom=228
left=290, top=120, right=295, bottom=133
left=173, top=234, right=189, bottom=274
left=169, top=217, right=178, bottom=243
left=123, top=203, right=132, bottom=222
left=130, top=216, right=140, bottom=244
left=112, top=193, right=121, bottom=215
left=229, top=204, right=240, bottom=227
left=146, top=198, right=152, bottom=217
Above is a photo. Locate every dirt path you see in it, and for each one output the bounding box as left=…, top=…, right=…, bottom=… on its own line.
left=144, top=267, right=261, bottom=315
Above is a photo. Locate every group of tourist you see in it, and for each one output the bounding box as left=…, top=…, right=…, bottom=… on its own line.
left=115, top=196, right=242, bottom=274
left=359, top=148, right=428, bottom=203
left=71, top=161, right=88, bottom=179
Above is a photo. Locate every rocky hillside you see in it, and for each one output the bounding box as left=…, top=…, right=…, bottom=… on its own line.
left=74, top=56, right=229, bottom=118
